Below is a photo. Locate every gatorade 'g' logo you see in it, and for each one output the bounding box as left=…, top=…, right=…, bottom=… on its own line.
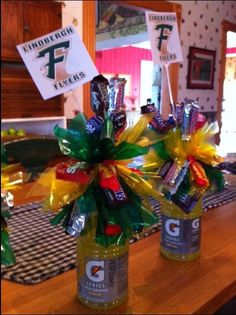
left=165, top=219, right=180, bottom=237
left=86, top=261, right=104, bottom=283
left=37, top=41, right=70, bottom=80
left=192, top=218, right=200, bottom=230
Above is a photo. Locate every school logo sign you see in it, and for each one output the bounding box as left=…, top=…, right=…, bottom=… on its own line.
left=17, top=26, right=98, bottom=100
left=145, top=12, right=183, bottom=65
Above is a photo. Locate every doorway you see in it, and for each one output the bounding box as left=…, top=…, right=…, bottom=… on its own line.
left=217, top=20, right=236, bottom=157
left=219, top=31, right=236, bottom=155
left=82, top=0, right=181, bottom=119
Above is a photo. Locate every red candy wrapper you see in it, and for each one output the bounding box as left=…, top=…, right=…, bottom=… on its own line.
left=188, top=156, right=209, bottom=188
left=109, top=77, right=126, bottom=111
left=56, top=160, right=92, bottom=185
left=196, top=113, right=207, bottom=130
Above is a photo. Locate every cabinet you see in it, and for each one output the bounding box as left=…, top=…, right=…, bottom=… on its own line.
left=1, top=1, right=62, bottom=62
left=1, top=63, right=63, bottom=118
left=1, top=0, right=64, bottom=122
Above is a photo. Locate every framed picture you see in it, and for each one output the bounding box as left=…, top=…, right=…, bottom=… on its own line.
left=187, top=47, right=216, bottom=89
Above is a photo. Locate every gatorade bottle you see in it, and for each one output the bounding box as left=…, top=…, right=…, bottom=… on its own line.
left=76, top=215, right=129, bottom=310
left=160, top=197, right=202, bottom=261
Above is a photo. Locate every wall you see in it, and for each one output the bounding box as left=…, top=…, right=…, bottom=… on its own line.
left=62, top=0, right=236, bottom=118
left=172, top=0, right=236, bottom=114
left=95, top=46, right=152, bottom=108
left=61, top=1, right=83, bottom=119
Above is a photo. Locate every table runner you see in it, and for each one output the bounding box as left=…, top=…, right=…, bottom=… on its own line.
left=2, top=185, right=236, bottom=284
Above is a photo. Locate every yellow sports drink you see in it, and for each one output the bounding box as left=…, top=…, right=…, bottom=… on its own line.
left=76, top=216, right=129, bottom=310
left=160, top=198, right=202, bottom=261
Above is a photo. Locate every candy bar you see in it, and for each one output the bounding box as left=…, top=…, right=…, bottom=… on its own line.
left=109, top=77, right=126, bottom=111
left=158, top=160, right=173, bottom=178
left=196, top=113, right=207, bottom=130
left=181, top=102, right=192, bottom=141
left=175, top=102, right=184, bottom=126
left=86, top=115, right=104, bottom=134
left=91, top=75, right=109, bottom=117
left=159, top=159, right=189, bottom=195
left=140, top=103, right=156, bottom=115
left=189, top=102, right=199, bottom=134
left=141, top=100, right=175, bottom=134
left=171, top=188, right=202, bottom=213
left=188, top=156, right=209, bottom=187
left=109, top=110, right=127, bottom=133
left=66, top=202, right=88, bottom=237
left=164, top=114, right=176, bottom=132
left=56, top=160, right=91, bottom=184
left=103, top=185, right=128, bottom=207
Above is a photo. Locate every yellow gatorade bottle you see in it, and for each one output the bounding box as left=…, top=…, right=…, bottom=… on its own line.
left=76, top=215, right=129, bottom=310
left=160, top=197, right=202, bottom=261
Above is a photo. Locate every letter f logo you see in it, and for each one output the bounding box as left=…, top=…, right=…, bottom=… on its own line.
left=37, top=41, right=70, bottom=80
left=155, top=24, right=173, bottom=53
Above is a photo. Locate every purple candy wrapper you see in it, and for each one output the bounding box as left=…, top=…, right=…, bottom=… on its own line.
left=103, top=185, right=128, bottom=207
left=171, top=187, right=202, bottom=213
left=91, top=75, right=109, bottom=117
left=109, top=110, right=127, bottom=132
left=175, top=102, right=184, bottom=126
left=86, top=115, right=104, bottom=134
left=141, top=103, right=175, bottom=133
left=181, top=102, right=192, bottom=141
left=189, top=102, right=199, bottom=134
left=181, top=99, right=200, bottom=140
left=159, top=159, right=189, bottom=195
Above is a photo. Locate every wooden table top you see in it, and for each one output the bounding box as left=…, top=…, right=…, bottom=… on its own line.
left=1, top=186, right=236, bottom=315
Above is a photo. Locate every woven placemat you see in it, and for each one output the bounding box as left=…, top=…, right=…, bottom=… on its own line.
left=1, top=185, right=236, bottom=284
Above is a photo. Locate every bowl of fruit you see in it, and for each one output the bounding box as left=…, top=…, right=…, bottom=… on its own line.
left=1, top=127, right=27, bottom=141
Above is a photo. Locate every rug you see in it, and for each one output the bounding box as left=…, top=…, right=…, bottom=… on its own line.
left=1, top=185, right=236, bottom=284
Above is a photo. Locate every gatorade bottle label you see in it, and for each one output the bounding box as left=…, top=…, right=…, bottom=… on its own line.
left=78, top=252, right=128, bottom=303
left=161, top=214, right=201, bottom=254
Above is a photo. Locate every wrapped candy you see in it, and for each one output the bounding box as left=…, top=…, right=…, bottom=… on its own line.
left=30, top=102, right=163, bottom=246
left=181, top=99, right=199, bottom=141
left=86, top=115, right=104, bottom=134
left=175, top=102, right=184, bottom=126
left=109, top=77, right=126, bottom=111
left=141, top=99, right=176, bottom=134
left=140, top=99, right=224, bottom=213
left=109, top=109, right=127, bottom=138
left=138, top=98, right=225, bottom=262
left=108, top=77, right=127, bottom=138
left=91, top=75, right=109, bottom=117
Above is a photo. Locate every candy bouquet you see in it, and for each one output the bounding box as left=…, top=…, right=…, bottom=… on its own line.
left=139, top=98, right=225, bottom=261
left=29, top=75, right=165, bottom=309
left=1, top=144, right=29, bottom=266
left=34, top=75, right=162, bottom=245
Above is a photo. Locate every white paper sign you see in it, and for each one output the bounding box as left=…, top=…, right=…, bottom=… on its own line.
left=17, top=25, right=99, bottom=100
left=145, top=12, right=183, bottom=65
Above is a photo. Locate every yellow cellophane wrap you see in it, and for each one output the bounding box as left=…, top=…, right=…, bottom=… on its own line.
left=28, top=114, right=164, bottom=213
left=1, top=163, right=30, bottom=191
left=142, top=122, right=223, bottom=174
